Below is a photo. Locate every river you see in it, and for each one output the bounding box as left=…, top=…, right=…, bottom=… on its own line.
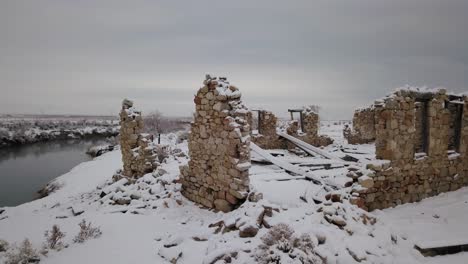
left=0, top=138, right=109, bottom=207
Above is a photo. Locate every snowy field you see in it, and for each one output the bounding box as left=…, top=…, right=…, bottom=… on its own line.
left=0, top=123, right=467, bottom=263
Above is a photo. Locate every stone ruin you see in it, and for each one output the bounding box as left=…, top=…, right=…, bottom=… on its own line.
left=350, top=88, right=468, bottom=211
left=179, top=75, right=251, bottom=212
left=344, top=107, right=376, bottom=144
left=286, top=106, right=333, bottom=147
left=251, top=107, right=333, bottom=149
left=119, top=99, right=159, bottom=179
left=251, top=110, right=284, bottom=149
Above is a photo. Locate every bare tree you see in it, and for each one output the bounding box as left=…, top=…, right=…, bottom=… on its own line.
left=144, top=110, right=164, bottom=134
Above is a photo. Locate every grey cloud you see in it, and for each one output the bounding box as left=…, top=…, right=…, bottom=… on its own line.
left=1, top=0, right=468, bottom=119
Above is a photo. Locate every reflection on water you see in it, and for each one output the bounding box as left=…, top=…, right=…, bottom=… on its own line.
left=0, top=138, right=108, bottom=207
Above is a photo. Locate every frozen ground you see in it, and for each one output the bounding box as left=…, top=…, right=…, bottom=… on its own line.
left=0, top=124, right=467, bottom=263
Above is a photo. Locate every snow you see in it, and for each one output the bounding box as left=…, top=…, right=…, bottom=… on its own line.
left=1, top=126, right=467, bottom=263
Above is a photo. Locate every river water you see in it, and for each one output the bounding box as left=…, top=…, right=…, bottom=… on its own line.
left=0, top=138, right=109, bottom=207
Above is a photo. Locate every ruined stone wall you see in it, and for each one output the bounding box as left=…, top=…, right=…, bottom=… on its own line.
left=344, top=108, right=376, bottom=144
left=119, top=99, right=158, bottom=179
left=287, top=106, right=333, bottom=147
left=251, top=110, right=285, bottom=149
left=180, top=76, right=251, bottom=212
left=352, top=89, right=468, bottom=211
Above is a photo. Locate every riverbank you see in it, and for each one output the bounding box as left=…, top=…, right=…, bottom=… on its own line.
left=0, top=115, right=119, bottom=148
left=0, top=137, right=112, bottom=207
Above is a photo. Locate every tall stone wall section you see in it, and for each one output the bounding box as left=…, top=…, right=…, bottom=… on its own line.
left=251, top=110, right=285, bottom=149
left=180, top=76, right=251, bottom=212
left=287, top=106, right=333, bottom=147
left=351, top=88, right=468, bottom=211
left=119, top=99, right=158, bottom=179
left=344, top=107, right=376, bottom=144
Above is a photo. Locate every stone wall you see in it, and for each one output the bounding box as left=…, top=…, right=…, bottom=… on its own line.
left=180, top=75, right=251, bottom=212
left=287, top=106, right=333, bottom=147
left=344, top=107, right=376, bottom=144
left=251, top=110, right=285, bottom=149
left=351, top=88, right=468, bottom=211
left=119, top=99, right=158, bottom=179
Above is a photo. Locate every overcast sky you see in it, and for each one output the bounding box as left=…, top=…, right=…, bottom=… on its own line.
left=1, top=0, right=468, bottom=119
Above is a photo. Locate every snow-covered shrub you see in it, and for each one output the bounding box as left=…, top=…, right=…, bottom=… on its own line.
left=175, top=130, right=189, bottom=144
left=0, top=239, right=8, bottom=252
left=73, top=220, right=102, bottom=243
left=255, top=223, right=323, bottom=264
left=155, top=145, right=170, bottom=163
left=5, top=239, right=40, bottom=264
left=44, top=225, right=66, bottom=251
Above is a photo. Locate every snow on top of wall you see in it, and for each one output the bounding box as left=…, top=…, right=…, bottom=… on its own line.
left=302, top=105, right=319, bottom=115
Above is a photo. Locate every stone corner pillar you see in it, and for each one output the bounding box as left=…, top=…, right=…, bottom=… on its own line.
left=180, top=75, right=251, bottom=212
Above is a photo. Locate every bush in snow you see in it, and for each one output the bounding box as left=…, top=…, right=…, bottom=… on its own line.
left=155, top=145, right=170, bottom=163
left=73, top=220, right=102, bottom=243
left=5, top=239, right=40, bottom=264
left=44, top=225, right=66, bottom=251
left=0, top=239, right=9, bottom=252
left=175, top=130, right=189, bottom=144
left=255, top=223, right=323, bottom=264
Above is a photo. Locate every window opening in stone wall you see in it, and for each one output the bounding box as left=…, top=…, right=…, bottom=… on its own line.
left=414, top=100, right=429, bottom=158
left=251, top=110, right=261, bottom=134
left=288, top=109, right=305, bottom=132
left=447, top=98, right=464, bottom=154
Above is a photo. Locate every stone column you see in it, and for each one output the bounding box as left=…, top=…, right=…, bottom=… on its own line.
left=180, top=75, right=251, bottom=212
left=119, top=99, right=158, bottom=179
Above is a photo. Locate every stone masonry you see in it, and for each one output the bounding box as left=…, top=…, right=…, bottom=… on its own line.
left=119, top=99, right=158, bottom=179
left=287, top=106, right=333, bottom=147
left=350, top=88, right=468, bottom=211
left=344, top=107, right=376, bottom=144
left=251, top=110, right=284, bottom=149
left=180, top=75, right=251, bottom=212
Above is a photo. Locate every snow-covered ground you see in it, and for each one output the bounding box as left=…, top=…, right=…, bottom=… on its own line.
left=0, top=124, right=467, bottom=263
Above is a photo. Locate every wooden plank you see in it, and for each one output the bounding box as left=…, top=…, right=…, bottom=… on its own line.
left=278, top=132, right=341, bottom=161
left=250, top=142, right=328, bottom=186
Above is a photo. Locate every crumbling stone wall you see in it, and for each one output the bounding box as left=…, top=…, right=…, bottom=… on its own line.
left=119, top=99, right=158, bottom=178
left=351, top=88, right=468, bottom=211
left=287, top=106, right=333, bottom=147
left=251, top=110, right=285, bottom=149
left=180, top=75, right=251, bottom=212
left=344, top=107, right=376, bottom=144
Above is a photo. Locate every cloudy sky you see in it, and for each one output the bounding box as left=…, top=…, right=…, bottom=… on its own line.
left=1, top=0, right=468, bottom=119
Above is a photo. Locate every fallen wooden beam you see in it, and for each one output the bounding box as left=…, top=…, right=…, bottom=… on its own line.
left=250, top=142, right=338, bottom=190
left=278, top=132, right=341, bottom=160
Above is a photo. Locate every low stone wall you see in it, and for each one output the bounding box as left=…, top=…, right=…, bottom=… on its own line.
left=180, top=75, right=251, bottom=212
left=119, top=99, right=158, bottom=178
left=251, top=110, right=285, bottom=149
left=351, top=88, right=468, bottom=211
left=344, top=107, right=376, bottom=144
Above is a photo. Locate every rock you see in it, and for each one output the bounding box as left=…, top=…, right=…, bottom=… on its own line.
left=214, top=199, right=232, bottom=213
left=358, top=176, right=374, bottom=188
left=122, top=98, right=133, bottom=108
left=114, top=197, right=131, bottom=205
left=158, top=247, right=183, bottom=264
left=248, top=192, right=263, bottom=202
left=239, top=224, right=259, bottom=238
left=325, top=215, right=347, bottom=227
